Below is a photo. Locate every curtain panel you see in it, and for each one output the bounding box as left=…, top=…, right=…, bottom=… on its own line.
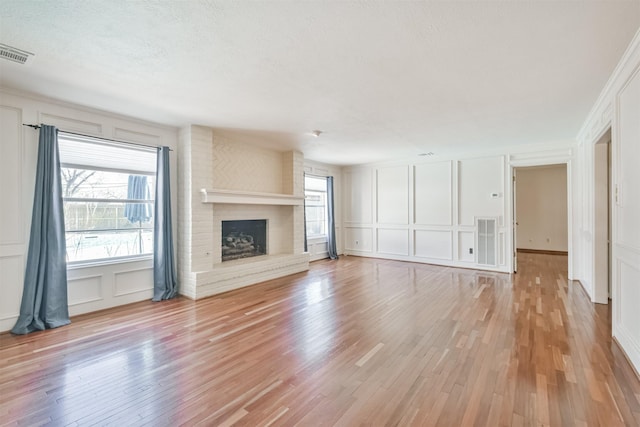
left=326, top=176, right=339, bottom=260
left=12, top=125, right=71, bottom=334
left=152, top=146, right=178, bottom=301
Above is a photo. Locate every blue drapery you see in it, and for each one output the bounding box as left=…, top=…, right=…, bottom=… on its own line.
left=326, top=176, right=339, bottom=260
left=124, top=175, right=152, bottom=223
left=12, top=125, right=71, bottom=334
left=152, top=147, right=178, bottom=301
left=303, top=173, right=308, bottom=253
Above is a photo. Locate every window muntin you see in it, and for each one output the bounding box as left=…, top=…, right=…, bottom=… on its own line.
left=58, top=134, right=156, bottom=264
left=305, top=176, right=328, bottom=238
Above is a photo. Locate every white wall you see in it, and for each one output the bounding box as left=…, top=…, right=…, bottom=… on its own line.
left=303, top=160, right=343, bottom=261
left=0, top=88, right=178, bottom=332
left=342, top=155, right=510, bottom=272
left=515, top=165, right=568, bottom=252
left=575, top=28, right=640, bottom=374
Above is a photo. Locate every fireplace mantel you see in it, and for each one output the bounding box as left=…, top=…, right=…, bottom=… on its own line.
left=200, top=188, right=304, bottom=206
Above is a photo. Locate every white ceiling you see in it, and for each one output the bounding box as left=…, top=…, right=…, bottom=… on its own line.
left=1, top=1, right=639, bottom=165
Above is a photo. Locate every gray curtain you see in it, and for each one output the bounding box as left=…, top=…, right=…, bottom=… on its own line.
left=152, top=146, right=178, bottom=301
left=326, top=176, right=339, bottom=260
left=303, top=173, right=308, bottom=253
left=12, top=125, right=70, bottom=334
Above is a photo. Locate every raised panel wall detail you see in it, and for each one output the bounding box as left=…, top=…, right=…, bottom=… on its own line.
left=377, top=228, right=409, bottom=256
left=344, top=170, right=373, bottom=223
left=0, top=255, right=24, bottom=320
left=114, top=268, right=154, bottom=297
left=619, top=260, right=640, bottom=351
left=39, top=113, right=102, bottom=135
left=377, top=166, right=409, bottom=224
left=68, top=275, right=103, bottom=306
left=345, top=227, right=373, bottom=252
left=0, top=106, right=23, bottom=245
left=414, top=162, right=452, bottom=225
left=458, top=231, right=475, bottom=262
left=618, top=71, right=640, bottom=249
left=414, top=230, right=452, bottom=260
left=458, top=157, right=504, bottom=226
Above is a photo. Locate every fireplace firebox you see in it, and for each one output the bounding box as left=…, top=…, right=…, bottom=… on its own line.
left=221, top=220, right=267, bottom=261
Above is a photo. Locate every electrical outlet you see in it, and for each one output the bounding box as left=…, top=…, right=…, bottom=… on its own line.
left=469, top=248, right=473, bottom=254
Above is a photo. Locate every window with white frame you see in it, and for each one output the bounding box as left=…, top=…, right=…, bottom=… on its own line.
left=58, top=133, right=157, bottom=263
left=305, top=175, right=328, bottom=238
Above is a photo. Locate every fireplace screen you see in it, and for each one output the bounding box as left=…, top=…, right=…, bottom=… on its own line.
left=221, top=219, right=267, bottom=261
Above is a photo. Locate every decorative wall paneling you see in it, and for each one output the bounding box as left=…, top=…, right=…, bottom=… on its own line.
left=343, top=157, right=509, bottom=272
left=575, top=29, right=640, bottom=375
left=0, top=89, right=178, bottom=332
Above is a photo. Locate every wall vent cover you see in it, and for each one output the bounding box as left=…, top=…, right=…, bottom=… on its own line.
left=0, top=44, right=34, bottom=65
left=476, top=217, right=497, bottom=266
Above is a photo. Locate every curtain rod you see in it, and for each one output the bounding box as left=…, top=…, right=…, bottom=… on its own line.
left=22, top=123, right=173, bottom=151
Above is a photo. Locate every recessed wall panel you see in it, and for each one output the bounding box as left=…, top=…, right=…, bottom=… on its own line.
left=458, top=231, right=475, bottom=262
left=458, top=157, right=504, bottom=226
left=0, top=106, right=23, bottom=245
left=620, top=260, right=640, bottom=349
left=377, top=166, right=409, bottom=225
left=415, top=230, right=452, bottom=260
left=377, top=228, right=409, bottom=256
left=40, top=113, right=102, bottom=135
left=68, top=275, right=103, bottom=306
left=114, top=268, right=153, bottom=296
left=0, top=255, right=24, bottom=319
left=618, top=71, right=640, bottom=250
left=345, top=170, right=373, bottom=224
left=414, top=162, right=452, bottom=225
left=345, top=227, right=373, bottom=252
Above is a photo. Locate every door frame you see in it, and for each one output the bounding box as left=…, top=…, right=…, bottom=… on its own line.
left=509, top=156, right=573, bottom=279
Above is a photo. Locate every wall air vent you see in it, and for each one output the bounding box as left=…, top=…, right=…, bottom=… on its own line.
left=0, top=43, right=34, bottom=65
left=476, top=217, right=497, bottom=266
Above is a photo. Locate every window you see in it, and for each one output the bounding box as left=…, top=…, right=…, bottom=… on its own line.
left=58, top=133, right=157, bottom=263
left=305, top=175, right=328, bottom=238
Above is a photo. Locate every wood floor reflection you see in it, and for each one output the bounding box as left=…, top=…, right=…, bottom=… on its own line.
left=1, top=253, right=639, bottom=426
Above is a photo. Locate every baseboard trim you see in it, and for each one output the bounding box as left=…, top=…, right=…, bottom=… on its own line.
left=517, top=248, right=568, bottom=256
left=612, top=336, right=640, bottom=383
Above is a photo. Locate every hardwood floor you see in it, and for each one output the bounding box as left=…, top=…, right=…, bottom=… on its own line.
left=1, top=253, right=639, bottom=426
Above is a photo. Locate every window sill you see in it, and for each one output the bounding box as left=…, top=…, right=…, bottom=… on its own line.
left=67, top=255, right=153, bottom=270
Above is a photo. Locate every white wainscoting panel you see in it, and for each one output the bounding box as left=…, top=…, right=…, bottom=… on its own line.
left=344, top=169, right=373, bottom=224
left=40, top=113, right=103, bottom=136
left=414, top=162, right=452, bottom=225
left=377, top=166, right=409, bottom=225
left=377, top=228, right=409, bottom=256
left=414, top=230, right=452, bottom=260
left=458, top=157, right=504, bottom=226
left=458, top=231, right=475, bottom=262
left=68, top=275, right=103, bottom=306
left=0, top=106, right=23, bottom=245
left=114, top=267, right=154, bottom=297
left=0, top=255, right=24, bottom=320
left=345, top=227, right=373, bottom=252
left=617, top=72, right=640, bottom=250
left=619, top=259, right=640, bottom=355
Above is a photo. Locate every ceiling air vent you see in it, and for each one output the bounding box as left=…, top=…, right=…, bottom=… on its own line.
left=0, top=43, right=34, bottom=65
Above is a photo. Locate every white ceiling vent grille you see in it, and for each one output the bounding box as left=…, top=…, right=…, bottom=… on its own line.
left=0, top=44, right=34, bottom=65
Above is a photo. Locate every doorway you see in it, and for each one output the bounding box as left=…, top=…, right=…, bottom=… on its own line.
left=513, top=164, right=569, bottom=273
left=594, top=129, right=612, bottom=303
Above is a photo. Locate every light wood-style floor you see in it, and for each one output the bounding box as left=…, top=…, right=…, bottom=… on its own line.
left=1, top=253, right=639, bottom=426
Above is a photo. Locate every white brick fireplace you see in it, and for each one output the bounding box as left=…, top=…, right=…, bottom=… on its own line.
left=178, top=126, right=309, bottom=299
